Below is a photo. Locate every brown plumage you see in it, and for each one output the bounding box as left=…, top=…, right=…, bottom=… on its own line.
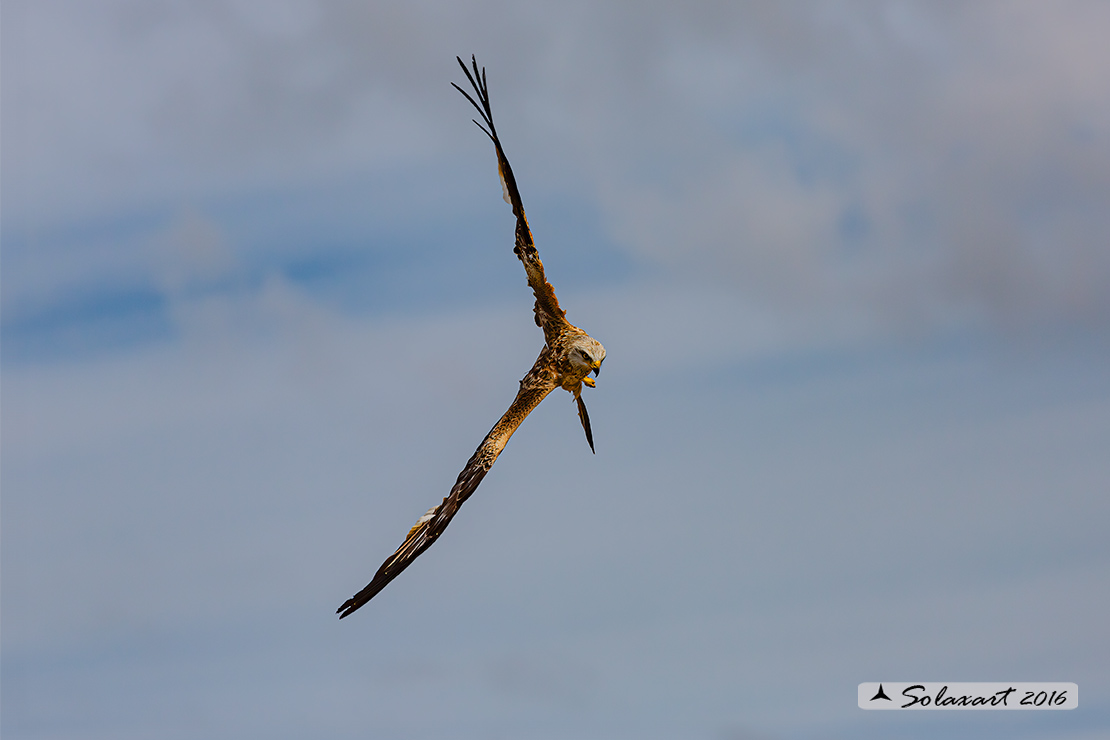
left=336, top=56, right=606, bottom=618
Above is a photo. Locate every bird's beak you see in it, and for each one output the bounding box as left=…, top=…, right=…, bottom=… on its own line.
left=590, top=360, right=601, bottom=377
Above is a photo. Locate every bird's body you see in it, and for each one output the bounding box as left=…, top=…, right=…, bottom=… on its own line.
left=336, top=56, right=605, bottom=619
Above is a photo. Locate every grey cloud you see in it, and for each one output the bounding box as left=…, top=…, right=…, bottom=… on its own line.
left=5, top=6, right=1109, bottom=738
left=579, top=2, right=1110, bottom=335
left=4, top=0, right=1109, bottom=347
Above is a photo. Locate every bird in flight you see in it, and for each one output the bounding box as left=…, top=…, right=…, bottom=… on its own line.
left=337, top=56, right=606, bottom=619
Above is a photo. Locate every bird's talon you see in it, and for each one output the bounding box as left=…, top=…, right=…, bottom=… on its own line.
left=583, top=377, right=596, bottom=388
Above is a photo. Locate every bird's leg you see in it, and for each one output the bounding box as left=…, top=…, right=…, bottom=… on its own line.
left=582, top=377, right=596, bottom=388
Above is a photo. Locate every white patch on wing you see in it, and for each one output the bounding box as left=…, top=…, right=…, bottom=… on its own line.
left=497, top=162, right=511, bottom=205
left=405, top=505, right=439, bottom=540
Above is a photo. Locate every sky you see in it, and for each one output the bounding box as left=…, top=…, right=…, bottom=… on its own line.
left=2, top=1, right=1109, bottom=738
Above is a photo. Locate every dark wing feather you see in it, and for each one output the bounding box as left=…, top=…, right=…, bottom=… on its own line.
left=453, top=55, right=569, bottom=346
left=576, top=396, right=594, bottom=454
left=337, top=354, right=557, bottom=618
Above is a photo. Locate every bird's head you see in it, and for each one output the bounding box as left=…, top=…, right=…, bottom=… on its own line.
left=568, top=334, right=605, bottom=386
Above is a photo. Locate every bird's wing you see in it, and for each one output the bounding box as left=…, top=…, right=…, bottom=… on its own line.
left=336, top=352, right=557, bottom=618
left=453, top=55, right=570, bottom=346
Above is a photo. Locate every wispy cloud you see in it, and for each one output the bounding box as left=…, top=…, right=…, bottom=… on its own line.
left=5, top=1, right=1109, bottom=361
left=4, top=4, right=1109, bottom=739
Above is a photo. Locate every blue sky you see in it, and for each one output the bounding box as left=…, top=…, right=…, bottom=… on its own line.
left=3, top=2, right=1109, bottom=739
